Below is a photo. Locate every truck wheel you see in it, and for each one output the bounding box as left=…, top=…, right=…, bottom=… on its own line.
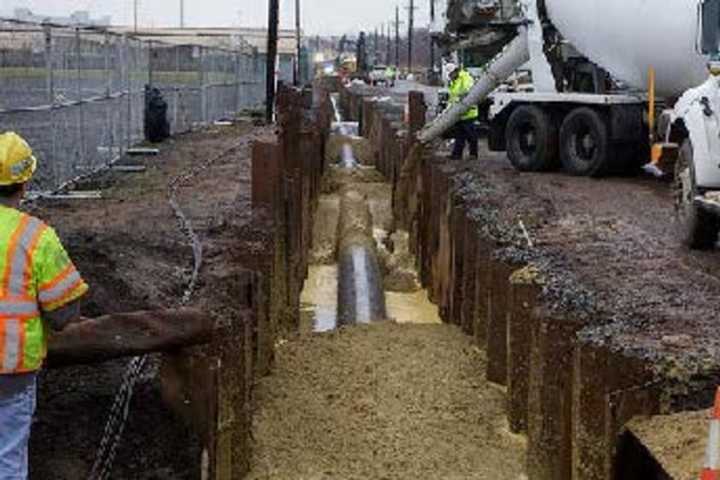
left=674, top=140, right=719, bottom=249
left=559, top=107, right=610, bottom=177
left=505, top=105, right=558, bottom=172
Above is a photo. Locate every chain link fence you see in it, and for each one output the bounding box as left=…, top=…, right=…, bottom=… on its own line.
left=0, top=19, right=265, bottom=192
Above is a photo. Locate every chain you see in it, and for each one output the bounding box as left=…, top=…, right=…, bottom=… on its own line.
left=88, top=136, right=251, bottom=480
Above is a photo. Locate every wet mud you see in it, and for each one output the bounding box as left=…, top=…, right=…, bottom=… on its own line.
left=247, top=323, right=527, bottom=480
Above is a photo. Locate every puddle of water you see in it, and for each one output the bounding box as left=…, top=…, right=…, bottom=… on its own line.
left=301, top=265, right=338, bottom=333
left=301, top=267, right=441, bottom=330
left=386, top=290, right=441, bottom=324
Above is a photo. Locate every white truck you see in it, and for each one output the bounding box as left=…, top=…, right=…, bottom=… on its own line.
left=420, top=0, right=720, bottom=249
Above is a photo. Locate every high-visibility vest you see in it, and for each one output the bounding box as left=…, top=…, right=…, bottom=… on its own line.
left=449, top=69, right=479, bottom=121
left=0, top=206, right=88, bottom=374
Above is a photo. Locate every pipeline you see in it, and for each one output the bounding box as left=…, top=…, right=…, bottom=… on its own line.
left=340, top=143, right=358, bottom=168
left=328, top=93, right=387, bottom=327
left=336, top=189, right=387, bottom=325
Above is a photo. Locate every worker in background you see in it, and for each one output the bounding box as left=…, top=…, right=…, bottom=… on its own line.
left=385, top=65, right=396, bottom=87
left=0, top=132, right=89, bottom=480
left=448, top=66, right=480, bottom=160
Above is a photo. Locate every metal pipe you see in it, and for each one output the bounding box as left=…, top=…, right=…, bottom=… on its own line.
left=418, top=31, right=530, bottom=143
left=336, top=189, right=387, bottom=326
left=648, top=66, right=656, bottom=145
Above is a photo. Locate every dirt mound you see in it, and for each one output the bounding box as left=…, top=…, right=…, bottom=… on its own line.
left=247, top=322, right=526, bottom=479
left=441, top=144, right=720, bottom=409
left=28, top=122, right=266, bottom=479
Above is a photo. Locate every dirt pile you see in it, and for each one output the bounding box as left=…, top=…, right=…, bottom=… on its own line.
left=439, top=144, right=720, bottom=409
left=28, top=121, right=269, bottom=480
left=247, top=322, right=527, bottom=480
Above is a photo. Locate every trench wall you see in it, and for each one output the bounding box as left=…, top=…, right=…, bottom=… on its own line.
left=160, top=84, right=333, bottom=479
left=342, top=84, right=662, bottom=480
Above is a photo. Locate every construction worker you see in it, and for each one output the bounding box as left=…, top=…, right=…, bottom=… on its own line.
left=0, top=132, right=89, bottom=480
left=385, top=65, right=396, bottom=87
left=448, top=66, right=480, bottom=160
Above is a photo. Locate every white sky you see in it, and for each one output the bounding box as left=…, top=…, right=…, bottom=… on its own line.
left=0, top=0, right=434, bottom=36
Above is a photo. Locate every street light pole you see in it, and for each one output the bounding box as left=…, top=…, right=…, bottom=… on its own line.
left=395, top=6, right=400, bottom=69
left=134, top=0, right=138, bottom=33
left=180, top=0, right=185, bottom=28
left=429, top=0, right=435, bottom=76
left=294, top=0, right=301, bottom=85
left=266, top=0, right=280, bottom=123
left=407, top=0, right=415, bottom=73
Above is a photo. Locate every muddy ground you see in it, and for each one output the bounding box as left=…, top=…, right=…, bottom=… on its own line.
left=247, top=322, right=526, bottom=480
left=27, top=121, right=269, bottom=479
left=435, top=140, right=720, bottom=409
left=627, top=409, right=708, bottom=480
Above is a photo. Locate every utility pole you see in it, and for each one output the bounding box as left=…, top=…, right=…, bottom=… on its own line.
left=429, top=0, right=436, bottom=78
left=394, top=6, right=402, bottom=69
left=294, top=0, right=301, bottom=85
left=180, top=0, right=185, bottom=28
left=407, top=0, right=417, bottom=73
left=266, top=0, right=280, bottom=123
left=373, top=27, right=379, bottom=66
left=134, top=0, right=138, bottom=33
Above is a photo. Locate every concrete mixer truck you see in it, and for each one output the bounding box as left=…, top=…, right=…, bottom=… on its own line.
left=420, top=0, right=720, bottom=249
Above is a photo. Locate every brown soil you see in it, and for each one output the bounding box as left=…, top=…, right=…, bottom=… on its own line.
left=27, top=121, right=270, bottom=479
left=247, top=322, right=526, bottom=480
left=440, top=142, right=720, bottom=409
left=627, top=411, right=708, bottom=480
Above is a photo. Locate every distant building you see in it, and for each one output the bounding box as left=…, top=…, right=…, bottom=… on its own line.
left=13, top=8, right=111, bottom=27
left=111, top=27, right=300, bottom=84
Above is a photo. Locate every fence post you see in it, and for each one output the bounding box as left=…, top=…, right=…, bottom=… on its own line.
left=200, top=47, right=208, bottom=125
left=236, top=51, right=242, bottom=114
left=44, top=25, right=54, bottom=105
left=104, top=32, right=113, bottom=165
left=75, top=27, right=85, bottom=169
left=148, top=40, right=154, bottom=89
left=123, top=35, right=131, bottom=152
left=44, top=25, right=59, bottom=191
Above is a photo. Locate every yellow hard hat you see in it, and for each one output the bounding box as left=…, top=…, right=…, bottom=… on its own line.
left=0, top=132, right=37, bottom=186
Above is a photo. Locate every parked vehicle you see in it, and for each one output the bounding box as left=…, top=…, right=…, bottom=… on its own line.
left=421, top=0, right=720, bottom=249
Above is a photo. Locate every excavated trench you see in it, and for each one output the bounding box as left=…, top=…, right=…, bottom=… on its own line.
left=301, top=96, right=438, bottom=332
left=246, top=92, right=527, bottom=479
left=333, top=81, right=720, bottom=480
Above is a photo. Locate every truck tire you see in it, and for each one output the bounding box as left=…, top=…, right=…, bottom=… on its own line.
left=559, top=107, right=610, bottom=177
left=505, top=105, right=558, bottom=172
left=674, top=139, right=719, bottom=249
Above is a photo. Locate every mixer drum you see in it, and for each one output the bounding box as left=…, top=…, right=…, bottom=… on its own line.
left=544, top=0, right=709, bottom=97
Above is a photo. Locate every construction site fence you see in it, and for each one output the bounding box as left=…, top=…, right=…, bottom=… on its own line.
left=0, top=19, right=266, bottom=192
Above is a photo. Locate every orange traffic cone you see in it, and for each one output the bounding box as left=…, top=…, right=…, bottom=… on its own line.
left=700, top=388, right=720, bottom=480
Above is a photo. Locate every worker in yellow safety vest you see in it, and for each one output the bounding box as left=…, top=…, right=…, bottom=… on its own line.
left=448, top=66, right=480, bottom=160
left=385, top=65, right=396, bottom=87
left=0, top=132, right=89, bottom=480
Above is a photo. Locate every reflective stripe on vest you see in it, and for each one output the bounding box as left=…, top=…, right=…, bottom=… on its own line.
left=38, top=266, right=82, bottom=305
left=0, top=214, right=47, bottom=373
left=0, top=299, right=40, bottom=319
